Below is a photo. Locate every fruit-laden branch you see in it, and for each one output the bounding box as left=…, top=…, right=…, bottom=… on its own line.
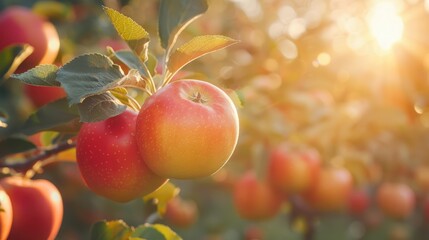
left=0, top=140, right=76, bottom=173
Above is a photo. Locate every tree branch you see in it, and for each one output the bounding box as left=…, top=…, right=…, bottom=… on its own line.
left=0, top=140, right=76, bottom=173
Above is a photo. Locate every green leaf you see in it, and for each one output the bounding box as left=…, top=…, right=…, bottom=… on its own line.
left=131, top=224, right=182, bottom=240
left=146, top=53, right=158, bottom=77
left=110, top=50, right=147, bottom=76
left=90, top=220, right=132, bottom=240
left=0, top=137, right=36, bottom=159
left=158, top=0, right=208, bottom=49
left=103, top=6, right=150, bottom=60
left=168, top=35, right=238, bottom=74
left=110, top=87, right=140, bottom=112
left=40, top=131, right=63, bottom=146
left=20, top=98, right=79, bottom=136
left=10, top=64, right=59, bottom=86
left=57, top=53, right=124, bottom=105
left=0, top=44, right=33, bottom=80
left=77, top=92, right=126, bottom=122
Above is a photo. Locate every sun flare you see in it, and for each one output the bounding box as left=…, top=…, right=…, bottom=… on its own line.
left=368, top=1, right=404, bottom=50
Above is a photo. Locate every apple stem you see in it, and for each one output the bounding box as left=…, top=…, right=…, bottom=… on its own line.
left=191, top=92, right=207, bottom=104
left=0, top=139, right=76, bottom=175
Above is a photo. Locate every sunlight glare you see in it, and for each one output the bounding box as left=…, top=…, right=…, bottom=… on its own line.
left=368, top=1, right=404, bottom=50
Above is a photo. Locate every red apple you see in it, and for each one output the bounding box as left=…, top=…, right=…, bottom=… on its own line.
left=23, top=85, right=66, bottom=108
left=376, top=182, right=414, bottom=219
left=0, top=177, right=62, bottom=240
left=0, top=186, right=12, bottom=240
left=135, top=80, right=239, bottom=179
left=303, top=167, right=353, bottom=212
left=268, top=144, right=320, bottom=194
left=347, top=188, right=370, bottom=216
left=0, top=6, right=60, bottom=73
left=76, top=110, right=167, bottom=202
left=165, top=197, right=198, bottom=228
left=233, top=171, right=283, bottom=221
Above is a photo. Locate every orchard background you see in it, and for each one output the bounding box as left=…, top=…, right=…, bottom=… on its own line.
left=1, top=0, right=429, bottom=239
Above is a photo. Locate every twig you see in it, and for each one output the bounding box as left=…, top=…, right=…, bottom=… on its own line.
left=0, top=140, right=76, bottom=173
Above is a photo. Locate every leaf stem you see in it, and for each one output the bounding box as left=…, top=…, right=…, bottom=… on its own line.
left=142, top=64, right=157, bottom=94
left=160, top=70, right=174, bottom=89
left=127, top=96, right=141, bottom=111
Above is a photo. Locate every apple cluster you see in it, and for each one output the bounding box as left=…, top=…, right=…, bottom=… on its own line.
left=76, top=79, right=239, bottom=202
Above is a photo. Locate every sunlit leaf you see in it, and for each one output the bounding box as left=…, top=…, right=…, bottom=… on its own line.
left=10, top=64, right=59, bottom=86
left=90, top=220, right=132, bottom=240
left=110, top=87, right=140, bottom=112
left=57, top=53, right=124, bottom=105
left=146, top=53, right=158, bottom=77
left=40, top=131, right=59, bottom=146
left=77, top=92, right=126, bottom=122
left=103, top=6, right=150, bottom=60
left=168, top=35, right=238, bottom=74
left=0, top=137, right=36, bottom=159
left=143, top=181, right=179, bottom=215
left=0, top=44, right=33, bottom=80
left=132, top=224, right=182, bottom=240
left=158, top=0, right=208, bottom=49
left=20, top=98, right=79, bottom=136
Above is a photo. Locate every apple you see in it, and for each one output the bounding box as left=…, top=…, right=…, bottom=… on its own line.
left=76, top=110, right=167, bottom=202
left=0, top=186, right=12, bottom=240
left=376, top=182, right=414, bottom=219
left=233, top=171, right=283, bottom=220
left=303, top=167, right=353, bottom=212
left=165, top=197, right=198, bottom=228
left=0, top=6, right=60, bottom=73
left=135, top=79, right=239, bottom=179
left=268, top=144, right=320, bottom=194
left=23, top=85, right=66, bottom=108
left=0, top=177, right=62, bottom=240
left=347, top=188, right=370, bottom=216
